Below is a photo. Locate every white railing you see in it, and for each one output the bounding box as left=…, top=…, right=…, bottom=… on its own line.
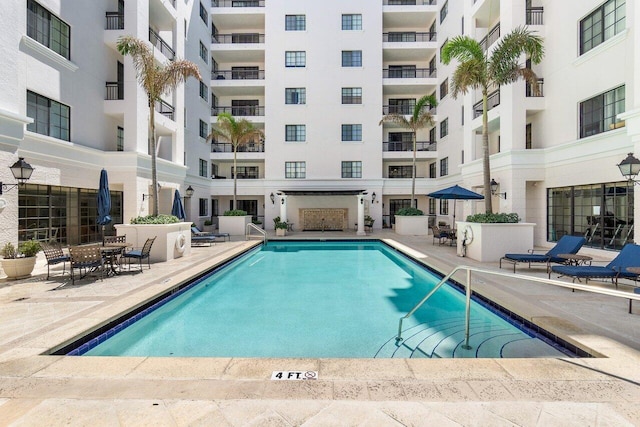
left=246, top=223, right=267, bottom=244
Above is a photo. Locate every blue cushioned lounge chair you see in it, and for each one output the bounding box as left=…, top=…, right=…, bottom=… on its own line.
left=500, top=235, right=586, bottom=273
left=192, top=225, right=230, bottom=242
left=550, top=243, right=640, bottom=287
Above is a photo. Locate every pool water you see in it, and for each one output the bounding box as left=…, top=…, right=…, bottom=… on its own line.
left=81, top=241, right=571, bottom=358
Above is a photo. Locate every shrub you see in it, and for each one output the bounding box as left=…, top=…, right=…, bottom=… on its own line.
left=203, top=219, right=213, bottom=226
left=131, top=214, right=180, bottom=224
left=275, top=221, right=288, bottom=230
left=465, top=212, right=520, bottom=223
left=1, top=243, right=18, bottom=259
left=19, top=240, right=41, bottom=257
left=395, top=207, right=424, bottom=216
left=223, top=209, right=248, bottom=216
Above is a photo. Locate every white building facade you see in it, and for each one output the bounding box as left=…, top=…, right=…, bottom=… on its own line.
left=0, top=0, right=638, bottom=253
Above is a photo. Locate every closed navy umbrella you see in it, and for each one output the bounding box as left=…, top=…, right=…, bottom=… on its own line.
left=171, top=189, right=186, bottom=220
left=97, top=169, right=112, bottom=240
left=427, top=185, right=484, bottom=222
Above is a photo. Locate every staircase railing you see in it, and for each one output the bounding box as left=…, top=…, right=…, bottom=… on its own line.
left=246, top=223, right=267, bottom=244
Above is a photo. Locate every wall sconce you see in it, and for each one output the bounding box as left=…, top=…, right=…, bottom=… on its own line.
left=0, top=157, right=34, bottom=195
left=490, top=179, right=507, bottom=199
left=360, top=198, right=364, bottom=204
left=270, top=192, right=275, bottom=204
left=617, top=152, right=640, bottom=184
left=281, top=198, right=285, bottom=205
left=185, top=185, right=195, bottom=198
left=372, top=192, right=376, bottom=203
left=142, top=194, right=152, bottom=201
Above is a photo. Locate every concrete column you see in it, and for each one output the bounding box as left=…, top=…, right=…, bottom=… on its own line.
left=357, top=195, right=365, bottom=236
left=280, top=195, right=288, bottom=223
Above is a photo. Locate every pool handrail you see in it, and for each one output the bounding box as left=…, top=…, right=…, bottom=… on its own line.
left=246, top=222, right=267, bottom=244
left=396, top=265, right=640, bottom=349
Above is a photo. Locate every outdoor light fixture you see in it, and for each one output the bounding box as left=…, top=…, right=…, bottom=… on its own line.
left=490, top=178, right=507, bottom=199
left=185, top=185, right=195, bottom=197
left=142, top=194, right=152, bottom=201
left=270, top=192, right=275, bottom=204
left=0, top=157, right=34, bottom=195
left=372, top=192, right=376, bottom=202
left=617, top=153, right=640, bottom=184
left=281, top=198, right=285, bottom=205
left=360, top=198, right=364, bottom=204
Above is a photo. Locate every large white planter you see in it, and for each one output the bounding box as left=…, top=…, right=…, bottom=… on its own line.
left=456, top=221, right=535, bottom=262
left=394, top=216, right=429, bottom=236
left=1, top=257, right=37, bottom=279
left=115, top=222, right=192, bottom=263
left=218, top=215, right=252, bottom=236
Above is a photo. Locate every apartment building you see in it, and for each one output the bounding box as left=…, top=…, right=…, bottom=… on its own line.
left=0, top=0, right=637, bottom=253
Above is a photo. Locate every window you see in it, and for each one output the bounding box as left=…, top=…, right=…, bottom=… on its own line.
left=388, top=65, right=416, bottom=78
left=199, top=119, right=208, bottom=138
left=580, top=0, right=626, bottom=55
left=440, top=78, right=449, bottom=99
left=199, top=41, right=208, bottom=63
left=26, top=90, right=70, bottom=141
left=342, top=14, right=362, bottom=30
left=199, top=81, right=208, bottom=101
left=285, top=15, right=306, bottom=31
left=236, top=200, right=258, bottom=220
left=440, top=0, right=448, bottom=23
left=440, top=118, right=449, bottom=138
left=579, top=85, right=625, bottom=138
left=461, top=105, right=464, bottom=125
left=199, top=2, right=208, bottom=24
left=526, top=123, right=532, bottom=149
left=341, top=125, right=362, bottom=142
left=389, top=98, right=415, bottom=114
left=27, top=0, right=70, bottom=59
left=429, top=162, right=436, bottom=178
left=428, top=198, right=436, bottom=215
left=342, top=51, right=362, bottom=67
left=285, top=161, right=306, bottom=178
left=342, top=87, right=362, bottom=104
left=341, top=161, right=362, bottom=178
left=285, top=88, right=306, bottom=104
left=117, top=127, right=124, bottom=151
left=285, top=125, right=306, bottom=142
left=199, top=198, right=208, bottom=216
left=439, top=38, right=448, bottom=62
left=389, top=165, right=413, bottom=178
left=429, top=127, right=436, bottom=143
left=440, top=157, right=448, bottom=176
left=285, top=51, right=306, bottom=67
left=232, top=166, right=259, bottom=179
left=440, top=200, right=449, bottom=215
left=199, top=159, right=208, bottom=177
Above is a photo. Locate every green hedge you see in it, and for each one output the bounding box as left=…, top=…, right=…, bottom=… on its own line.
left=395, top=207, right=424, bottom=216
left=223, top=209, right=248, bottom=216
left=465, top=212, right=520, bottom=223
left=131, top=214, right=180, bottom=224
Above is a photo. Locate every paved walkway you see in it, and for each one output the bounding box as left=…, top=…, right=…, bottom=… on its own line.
left=0, top=230, right=638, bottom=426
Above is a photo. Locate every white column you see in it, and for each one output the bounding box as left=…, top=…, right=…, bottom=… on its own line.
left=280, top=195, right=288, bottom=223
left=357, top=195, right=365, bottom=236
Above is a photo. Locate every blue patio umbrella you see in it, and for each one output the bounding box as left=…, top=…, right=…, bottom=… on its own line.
left=427, top=185, right=484, bottom=222
left=171, top=189, right=186, bottom=220
left=97, top=169, right=112, bottom=239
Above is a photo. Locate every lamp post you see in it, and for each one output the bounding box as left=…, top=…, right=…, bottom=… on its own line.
left=185, top=185, right=195, bottom=198
left=617, top=153, right=640, bottom=184
left=0, top=157, right=34, bottom=195
left=490, top=178, right=507, bottom=199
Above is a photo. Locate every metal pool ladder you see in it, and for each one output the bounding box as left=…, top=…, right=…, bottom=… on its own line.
left=396, top=265, right=640, bottom=351
left=246, top=223, right=267, bottom=244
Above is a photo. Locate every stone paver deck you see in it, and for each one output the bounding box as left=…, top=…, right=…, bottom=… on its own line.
left=0, top=230, right=638, bottom=426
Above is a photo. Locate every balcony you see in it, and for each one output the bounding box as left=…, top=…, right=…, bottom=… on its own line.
left=383, top=32, right=436, bottom=42
left=105, top=82, right=123, bottom=100
left=149, top=27, right=174, bottom=60
left=155, top=99, right=174, bottom=120
left=383, top=105, right=437, bottom=115
left=211, top=33, right=265, bottom=44
left=473, top=89, right=500, bottom=118
left=212, top=69, right=265, bottom=80
left=211, top=141, right=264, bottom=152
left=211, top=106, right=264, bottom=116
left=526, top=7, right=544, bottom=25
left=383, top=0, right=436, bottom=5
left=211, top=0, right=264, bottom=6
left=525, top=78, right=544, bottom=97
left=479, top=23, right=500, bottom=52
left=105, top=12, right=124, bottom=30
left=383, top=141, right=436, bottom=152
left=383, top=68, right=435, bottom=78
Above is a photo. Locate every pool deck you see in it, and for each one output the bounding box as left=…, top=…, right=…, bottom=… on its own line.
left=0, top=230, right=638, bottom=426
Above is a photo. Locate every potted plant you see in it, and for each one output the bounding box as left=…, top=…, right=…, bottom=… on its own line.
left=1, top=240, right=41, bottom=279
left=364, top=215, right=375, bottom=231
left=394, top=207, right=429, bottom=236
left=203, top=219, right=214, bottom=233
left=116, top=214, right=190, bottom=262
left=275, top=220, right=288, bottom=237
left=218, top=209, right=251, bottom=236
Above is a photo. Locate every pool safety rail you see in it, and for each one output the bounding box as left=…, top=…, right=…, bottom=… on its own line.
left=246, top=223, right=267, bottom=244
left=396, top=265, right=640, bottom=349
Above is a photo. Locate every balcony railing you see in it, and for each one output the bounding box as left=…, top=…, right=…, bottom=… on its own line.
left=383, top=32, right=436, bottom=42
left=211, top=0, right=264, bottom=6
left=383, top=105, right=437, bottom=115
left=473, top=89, right=500, bottom=118
left=211, top=33, right=265, bottom=44
left=383, top=68, right=436, bottom=78
left=526, top=7, right=544, bottom=25
left=212, top=70, right=265, bottom=80
left=105, top=82, right=124, bottom=100
left=211, top=141, right=265, bottom=152
left=105, top=12, right=124, bottom=30
left=155, top=99, right=175, bottom=120
left=383, top=141, right=436, bottom=152
left=149, top=28, right=175, bottom=60
left=211, top=106, right=265, bottom=116
left=525, top=78, right=544, bottom=97
left=383, top=0, right=437, bottom=5
left=480, top=23, right=500, bottom=52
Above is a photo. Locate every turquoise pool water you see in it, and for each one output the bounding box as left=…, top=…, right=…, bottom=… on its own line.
left=79, top=241, right=571, bottom=358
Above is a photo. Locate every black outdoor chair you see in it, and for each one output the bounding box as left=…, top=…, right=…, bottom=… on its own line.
left=41, top=242, right=71, bottom=279
left=122, top=237, right=156, bottom=272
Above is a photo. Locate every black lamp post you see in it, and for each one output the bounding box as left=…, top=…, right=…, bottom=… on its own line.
left=490, top=178, right=507, bottom=199
left=270, top=192, right=275, bottom=204
left=185, top=185, right=195, bottom=197
left=617, top=153, right=640, bottom=184
left=1, top=157, right=34, bottom=195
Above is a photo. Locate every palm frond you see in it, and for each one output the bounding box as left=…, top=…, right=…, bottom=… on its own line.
left=117, top=36, right=156, bottom=95
left=489, top=26, right=544, bottom=82
left=158, top=60, right=203, bottom=96
left=379, top=113, right=410, bottom=128
left=412, top=94, right=437, bottom=127
left=450, top=60, right=485, bottom=97
left=441, top=35, right=485, bottom=65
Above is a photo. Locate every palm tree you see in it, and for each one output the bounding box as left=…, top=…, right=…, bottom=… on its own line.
left=379, top=94, right=438, bottom=209
left=117, top=36, right=202, bottom=217
left=441, top=26, right=544, bottom=214
left=208, top=112, right=264, bottom=210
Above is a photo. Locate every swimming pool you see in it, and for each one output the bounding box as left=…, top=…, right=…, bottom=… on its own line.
left=70, top=241, right=577, bottom=358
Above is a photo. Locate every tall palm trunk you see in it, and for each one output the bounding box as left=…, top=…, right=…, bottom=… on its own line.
left=232, top=144, right=238, bottom=210
left=411, top=130, right=417, bottom=208
left=148, top=96, right=159, bottom=217
left=482, top=87, right=492, bottom=214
